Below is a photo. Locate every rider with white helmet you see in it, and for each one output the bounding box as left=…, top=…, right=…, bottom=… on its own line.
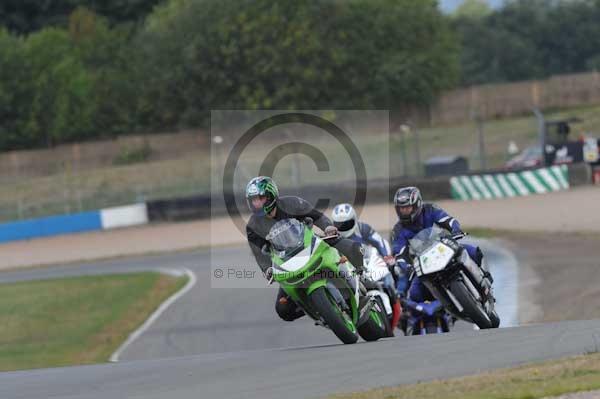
left=331, top=203, right=392, bottom=262
left=331, top=203, right=401, bottom=330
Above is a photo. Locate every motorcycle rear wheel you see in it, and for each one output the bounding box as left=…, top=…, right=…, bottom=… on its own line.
left=357, top=297, right=389, bottom=341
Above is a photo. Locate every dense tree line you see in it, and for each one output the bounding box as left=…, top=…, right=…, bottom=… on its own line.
left=0, top=0, right=163, bottom=34
left=454, top=0, right=600, bottom=85
left=136, top=0, right=458, bottom=129
left=0, top=0, right=458, bottom=150
left=3, top=0, right=600, bottom=151
left=0, top=8, right=139, bottom=149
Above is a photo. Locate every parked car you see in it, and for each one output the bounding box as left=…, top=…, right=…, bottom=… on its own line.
left=504, top=146, right=542, bottom=170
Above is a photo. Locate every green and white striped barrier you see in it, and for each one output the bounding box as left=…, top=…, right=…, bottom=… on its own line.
left=450, top=165, right=569, bottom=201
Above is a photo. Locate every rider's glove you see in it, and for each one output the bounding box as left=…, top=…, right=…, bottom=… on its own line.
left=324, top=225, right=339, bottom=237
left=383, top=255, right=396, bottom=267
left=264, top=267, right=274, bottom=283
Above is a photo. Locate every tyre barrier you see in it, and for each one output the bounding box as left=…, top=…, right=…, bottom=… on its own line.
left=450, top=165, right=569, bottom=201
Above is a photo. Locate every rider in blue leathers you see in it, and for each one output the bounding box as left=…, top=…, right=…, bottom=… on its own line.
left=390, top=187, right=490, bottom=308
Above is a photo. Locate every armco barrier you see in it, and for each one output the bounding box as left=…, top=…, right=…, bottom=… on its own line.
left=100, top=204, right=148, bottom=229
left=147, top=164, right=591, bottom=222
left=449, top=165, right=569, bottom=201
left=145, top=176, right=455, bottom=222
left=0, top=203, right=148, bottom=244
left=1, top=163, right=589, bottom=243
left=0, top=211, right=102, bottom=243
left=146, top=196, right=211, bottom=222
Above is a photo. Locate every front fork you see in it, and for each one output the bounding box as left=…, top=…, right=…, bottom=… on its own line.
left=308, top=264, right=362, bottom=326
left=461, top=251, right=494, bottom=303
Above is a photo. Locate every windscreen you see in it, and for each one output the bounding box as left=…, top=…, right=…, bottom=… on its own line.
left=267, top=219, right=305, bottom=258
left=408, top=225, right=451, bottom=254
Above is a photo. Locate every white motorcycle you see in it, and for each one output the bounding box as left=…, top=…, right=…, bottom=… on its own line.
left=362, top=244, right=398, bottom=337
left=408, top=226, right=500, bottom=329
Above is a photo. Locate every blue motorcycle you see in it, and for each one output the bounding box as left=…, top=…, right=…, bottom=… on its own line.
left=396, top=261, right=453, bottom=335
left=400, top=297, right=453, bottom=335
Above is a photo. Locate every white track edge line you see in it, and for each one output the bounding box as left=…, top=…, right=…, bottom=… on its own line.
left=109, top=268, right=197, bottom=363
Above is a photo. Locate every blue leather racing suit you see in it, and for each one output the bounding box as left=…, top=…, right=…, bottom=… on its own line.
left=390, top=203, right=480, bottom=298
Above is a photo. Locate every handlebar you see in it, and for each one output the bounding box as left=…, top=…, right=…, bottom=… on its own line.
left=452, top=232, right=468, bottom=240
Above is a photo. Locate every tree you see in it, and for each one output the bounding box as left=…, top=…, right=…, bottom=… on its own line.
left=0, top=0, right=164, bottom=34
left=0, top=0, right=463, bottom=149
left=0, top=29, right=29, bottom=149
left=0, top=7, right=142, bottom=150
left=69, top=7, right=139, bottom=136
left=453, top=0, right=492, bottom=19
left=455, top=0, right=600, bottom=84
left=136, top=0, right=460, bottom=128
left=20, top=28, right=95, bottom=147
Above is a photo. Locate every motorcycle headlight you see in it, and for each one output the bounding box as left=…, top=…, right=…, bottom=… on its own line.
left=418, top=242, right=454, bottom=275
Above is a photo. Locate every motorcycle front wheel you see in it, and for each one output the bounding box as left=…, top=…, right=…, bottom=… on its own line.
left=310, top=286, right=359, bottom=344
left=449, top=280, right=492, bottom=329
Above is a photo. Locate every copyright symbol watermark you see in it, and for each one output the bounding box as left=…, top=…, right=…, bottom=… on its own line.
left=209, top=110, right=390, bottom=288
left=213, top=268, right=224, bottom=279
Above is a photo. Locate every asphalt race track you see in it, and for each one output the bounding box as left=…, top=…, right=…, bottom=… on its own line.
left=1, top=242, right=597, bottom=399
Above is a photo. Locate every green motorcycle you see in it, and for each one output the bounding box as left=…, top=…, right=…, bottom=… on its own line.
left=266, top=218, right=389, bottom=344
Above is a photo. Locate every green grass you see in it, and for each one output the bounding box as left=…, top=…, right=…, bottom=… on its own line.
left=2, top=103, right=600, bottom=221
left=0, top=272, right=187, bottom=371
left=331, top=352, right=600, bottom=399
left=464, top=227, right=600, bottom=240
left=0, top=155, right=208, bottom=221
left=462, top=226, right=522, bottom=238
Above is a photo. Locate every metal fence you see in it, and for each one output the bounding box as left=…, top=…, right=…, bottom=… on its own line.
left=399, top=105, right=600, bottom=178
left=430, top=71, right=600, bottom=125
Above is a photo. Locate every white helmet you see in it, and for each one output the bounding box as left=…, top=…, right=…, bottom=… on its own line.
left=331, top=203, right=358, bottom=238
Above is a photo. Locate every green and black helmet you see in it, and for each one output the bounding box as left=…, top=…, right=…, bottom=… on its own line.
left=245, top=176, right=279, bottom=216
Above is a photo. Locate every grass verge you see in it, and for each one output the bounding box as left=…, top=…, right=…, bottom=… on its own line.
left=333, top=226, right=600, bottom=399
left=331, top=352, right=600, bottom=399
left=462, top=226, right=525, bottom=239
left=0, top=272, right=187, bottom=371
left=464, top=226, right=600, bottom=240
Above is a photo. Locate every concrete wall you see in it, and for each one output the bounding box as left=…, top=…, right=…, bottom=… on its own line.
left=0, top=204, right=148, bottom=243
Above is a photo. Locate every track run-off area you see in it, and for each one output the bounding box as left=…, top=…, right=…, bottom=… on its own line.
left=0, top=186, right=598, bottom=398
